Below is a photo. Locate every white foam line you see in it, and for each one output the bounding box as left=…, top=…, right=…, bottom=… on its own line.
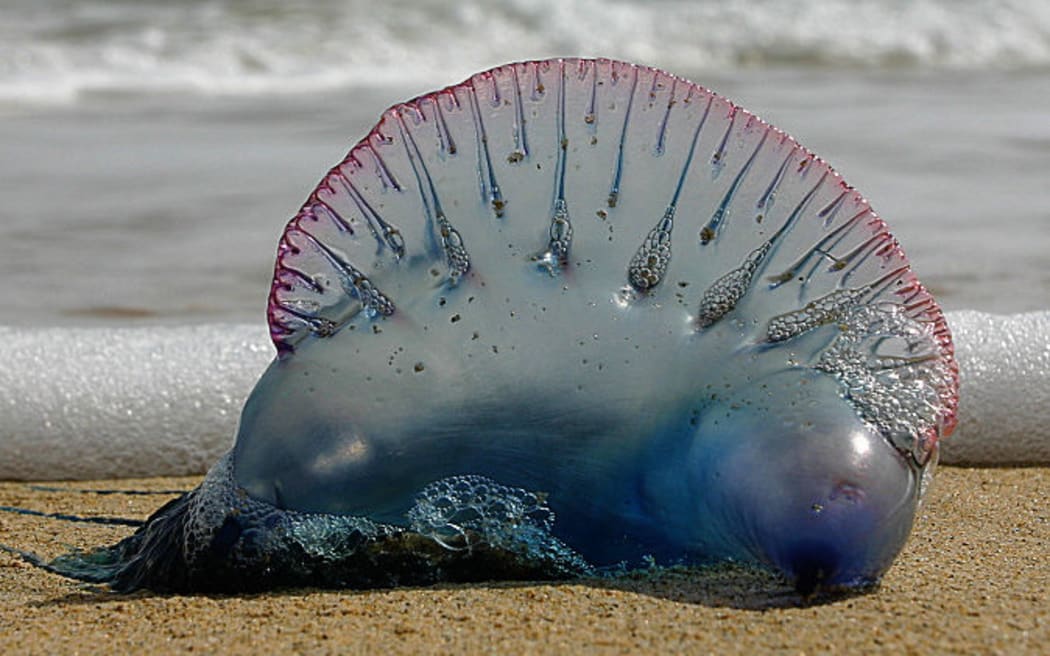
left=0, top=324, right=271, bottom=481
left=939, top=310, right=1050, bottom=466
left=0, top=310, right=1046, bottom=480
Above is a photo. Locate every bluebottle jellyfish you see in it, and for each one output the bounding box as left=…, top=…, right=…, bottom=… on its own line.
left=24, top=59, right=959, bottom=596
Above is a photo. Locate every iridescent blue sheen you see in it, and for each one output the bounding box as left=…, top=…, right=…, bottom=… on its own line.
left=36, top=59, right=957, bottom=595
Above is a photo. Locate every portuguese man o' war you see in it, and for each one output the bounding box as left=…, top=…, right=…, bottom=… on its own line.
left=14, top=59, right=961, bottom=595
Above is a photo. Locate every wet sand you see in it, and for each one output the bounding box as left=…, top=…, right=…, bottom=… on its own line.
left=1, top=466, right=1046, bottom=654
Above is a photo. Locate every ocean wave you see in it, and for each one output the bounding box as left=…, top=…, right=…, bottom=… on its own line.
left=2, top=0, right=1049, bottom=105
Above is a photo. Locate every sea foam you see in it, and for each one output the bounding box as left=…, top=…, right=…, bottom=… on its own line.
left=0, top=311, right=1046, bottom=480
left=0, top=325, right=271, bottom=480
left=940, top=311, right=1050, bottom=465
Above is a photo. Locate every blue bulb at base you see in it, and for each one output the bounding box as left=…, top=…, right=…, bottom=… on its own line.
left=681, top=372, right=919, bottom=593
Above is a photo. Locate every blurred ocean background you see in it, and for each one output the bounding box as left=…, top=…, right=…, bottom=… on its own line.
left=1, top=0, right=1048, bottom=327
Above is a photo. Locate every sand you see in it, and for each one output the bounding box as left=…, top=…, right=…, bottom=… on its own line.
left=0, top=466, right=1046, bottom=655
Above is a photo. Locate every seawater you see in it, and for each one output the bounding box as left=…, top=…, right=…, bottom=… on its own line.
left=0, top=0, right=1048, bottom=326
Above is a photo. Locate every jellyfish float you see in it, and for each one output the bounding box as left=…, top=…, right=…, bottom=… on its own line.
left=22, top=59, right=959, bottom=596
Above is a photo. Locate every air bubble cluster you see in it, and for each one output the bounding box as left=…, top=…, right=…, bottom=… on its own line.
left=696, top=243, right=770, bottom=327
left=408, top=475, right=590, bottom=574
left=815, top=304, right=953, bottom=465
left=353, top=274, right=396, bottom=317
left=437, top=215, right=471, bottom=283
left=766, top=288, right=866, bottom=342
left=628, top=208, right=675, bottom=291
left=546, top=198, right=574, bottom=266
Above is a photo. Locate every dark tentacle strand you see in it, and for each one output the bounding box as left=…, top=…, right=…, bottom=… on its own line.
left=12, top=456, right=589, bottom=593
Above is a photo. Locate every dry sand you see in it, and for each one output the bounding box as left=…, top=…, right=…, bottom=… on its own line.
left=0, top=466, right=1046, bottom=655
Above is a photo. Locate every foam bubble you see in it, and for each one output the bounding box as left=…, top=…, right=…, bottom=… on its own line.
left=940, top=311, right=1050, bottom=465
left=0, top=324, right=271, bottom=480
left=0, top=311, right=1046, bottom=480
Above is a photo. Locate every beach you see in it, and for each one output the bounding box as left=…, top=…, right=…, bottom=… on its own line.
left=1, top=465, right=1046, bottom=654
left=2, top=1, right=1049, bottom=653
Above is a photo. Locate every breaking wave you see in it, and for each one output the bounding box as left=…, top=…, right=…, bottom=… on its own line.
left=2, top=0, right=1049, bottom=105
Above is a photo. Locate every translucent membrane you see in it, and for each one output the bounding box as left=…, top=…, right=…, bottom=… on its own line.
left=228, top=59, right=960, bottom=590
left=262, top=58, right=957, bottom=470
left=28, top=59, right=961, bottom=594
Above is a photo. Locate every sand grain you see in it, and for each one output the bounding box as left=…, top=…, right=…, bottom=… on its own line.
left=1, top=467, right=1046, bottom=655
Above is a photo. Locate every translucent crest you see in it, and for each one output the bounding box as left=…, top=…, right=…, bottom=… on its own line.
left=265, top=58, right=957, bottom=464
